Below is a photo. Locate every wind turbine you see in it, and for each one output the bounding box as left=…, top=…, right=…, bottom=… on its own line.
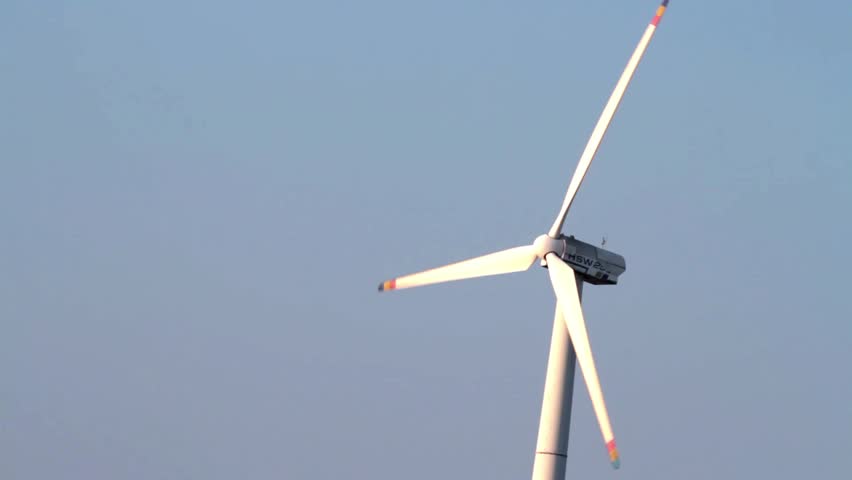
left=378, top=1, right=670, bottom=477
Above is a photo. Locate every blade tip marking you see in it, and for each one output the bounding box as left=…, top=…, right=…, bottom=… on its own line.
left=378, top=279, right=396, bottom=292
left=607, top=439, right=620, bottom=469
left=651, top=2, right=667, bottom=26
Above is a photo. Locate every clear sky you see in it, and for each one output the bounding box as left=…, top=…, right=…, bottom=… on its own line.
left=3, top=1, right=851, bottom=479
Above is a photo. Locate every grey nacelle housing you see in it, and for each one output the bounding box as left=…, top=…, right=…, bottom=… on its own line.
left=559, top=236, right=626, bottom=285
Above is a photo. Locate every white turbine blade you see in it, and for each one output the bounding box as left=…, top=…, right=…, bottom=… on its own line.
left=548, top=0, right=670, bottom=238
left=378, top=245, right=538, bottom=292
left=545, top=253, right=621, bottom=469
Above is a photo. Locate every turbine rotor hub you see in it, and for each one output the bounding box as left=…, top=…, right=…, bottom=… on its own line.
left=533, top=234, right=565, bottom=260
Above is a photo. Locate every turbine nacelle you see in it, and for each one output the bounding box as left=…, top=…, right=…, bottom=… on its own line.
left=534, top=234, right=626, bottom=285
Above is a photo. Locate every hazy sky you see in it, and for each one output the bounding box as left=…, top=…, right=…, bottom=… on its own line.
left=3, top=1, right=851, bottom=479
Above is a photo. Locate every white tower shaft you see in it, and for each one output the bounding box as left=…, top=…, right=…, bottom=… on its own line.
left=531, top=276, right=583, bottom=480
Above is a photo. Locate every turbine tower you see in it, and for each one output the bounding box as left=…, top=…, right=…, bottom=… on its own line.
left=378, top=2, right=670, bottom=478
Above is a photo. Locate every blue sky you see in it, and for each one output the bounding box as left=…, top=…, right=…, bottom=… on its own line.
left=3, top=1, right=851, bottom=479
